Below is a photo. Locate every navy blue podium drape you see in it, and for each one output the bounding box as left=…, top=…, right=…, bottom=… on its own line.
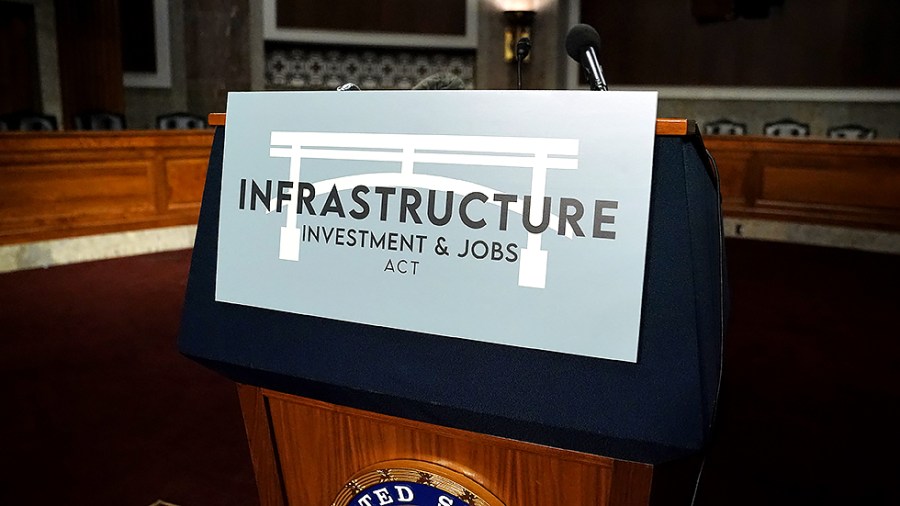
left=179, top=126, right=726, bottom=464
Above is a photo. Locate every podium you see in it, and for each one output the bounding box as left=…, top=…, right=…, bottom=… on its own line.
left=179, top=100, right=725, bottom=506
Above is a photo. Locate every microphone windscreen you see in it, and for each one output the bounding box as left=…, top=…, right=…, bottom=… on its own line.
left=412, top=72, right=465, bottom=90
left=565, top=24, right=602, bottom=61
left=516, top=37, right=532, bottom=58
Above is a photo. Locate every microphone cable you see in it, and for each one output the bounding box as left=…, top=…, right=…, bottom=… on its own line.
left=515, top=37, right=531, bottom=90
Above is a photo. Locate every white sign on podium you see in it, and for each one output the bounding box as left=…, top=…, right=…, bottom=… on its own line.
left=216, top=90, right=658, bottom=362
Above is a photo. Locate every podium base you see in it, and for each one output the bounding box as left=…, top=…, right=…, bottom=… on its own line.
left=237, top=385, right=700, bottom=506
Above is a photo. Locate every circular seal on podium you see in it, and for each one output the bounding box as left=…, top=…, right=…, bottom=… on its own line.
left=332, top=460, right=504, bottom=506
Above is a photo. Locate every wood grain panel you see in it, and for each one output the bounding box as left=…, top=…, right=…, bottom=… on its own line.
left=54, top=0, right=125, bottom=128
left=2, top=129, right=897, bottom=245
left=0, top=2, right=38, bottom=115
left=0, top=130, right=213, bottom=245
left=275, top=0, right=467, bottom=35
left=237, top=385, right=287, bottom=506
left=759, top=164, right=900, bottom=209
left=581, top=0, right=900, bottom=87
left=0, top=161, right=154, bottom=222
left=704, top=136, right=900, bottom=230
left=165, top=158, right=208, bottom=209
left=707, top=150, right=753, bottom=206
left=262, top=389, right=631, bottom=506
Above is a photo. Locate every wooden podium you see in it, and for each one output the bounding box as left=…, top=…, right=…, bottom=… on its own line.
left=237, top=385, right=702, bottom=506
left=183, top=109, right=723, bottom=506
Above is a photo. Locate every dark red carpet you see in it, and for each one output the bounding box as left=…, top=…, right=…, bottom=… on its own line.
left=1, top=239, right=898, bottom=505
left=0, top=249, right=258, bottom=506
left=696, top=238, right=900, bottom=505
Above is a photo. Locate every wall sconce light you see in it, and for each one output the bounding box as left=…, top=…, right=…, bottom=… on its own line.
left=503, top=10, right=536, bottom=63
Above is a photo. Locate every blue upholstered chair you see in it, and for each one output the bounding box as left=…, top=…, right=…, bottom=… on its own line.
left=0, top=112, right=58, bottom=131
left=703, top=118, right=747, bottom=135
left=156, top=112, right=208, bottom=130
left=19, top=114, right=58, bottom=131
left=763, top=119, right=810, bottom=137
left=827, top=124, right=876, bottom=140
left=74, top=111, right=127, bottom=130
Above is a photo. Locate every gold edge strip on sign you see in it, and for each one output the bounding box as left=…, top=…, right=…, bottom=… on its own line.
left=208, top=113, right=691, bottom=136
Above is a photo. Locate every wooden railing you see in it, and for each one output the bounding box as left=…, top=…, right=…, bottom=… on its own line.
left=2, top=129, right=898, bottom=246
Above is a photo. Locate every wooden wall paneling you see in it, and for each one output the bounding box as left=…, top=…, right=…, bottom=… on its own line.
left=756, top=154, right=900, bottom=210
left=275, top=0, right=467, bottom=35
left=840, top=2, right=900, bottom=87
left=54, top=0, right=125, bottom=128
left=0, top=2, right=39, bottom=115
left=0, top=130, right=213, bottom=245
left=1, top=129, right=896, bottom=244
left=580, top=0, right=900, bottom=87
left=690, top=0, right=735, bottom=22
left=706, top=148, right=755, bottom=208
left=0, top=159, right=155, bottom=225
left=164, top=158, right=209, bottom=210
left=704, top=136, right=900, bottom=230
left=150, top=153, right=169, bottom=215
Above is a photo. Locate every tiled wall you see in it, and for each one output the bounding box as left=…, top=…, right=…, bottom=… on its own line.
left=265, top=43, right=476, bottom=91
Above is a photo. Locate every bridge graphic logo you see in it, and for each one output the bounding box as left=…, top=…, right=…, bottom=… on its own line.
left=268, top=131, right=580, bottom=289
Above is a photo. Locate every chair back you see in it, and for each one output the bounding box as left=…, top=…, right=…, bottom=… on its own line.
left=0, top=112, right=58, bottom=131
left=19, top=114, right=58, bottom=131
left=75, top=111, right=127, bottom=130
left=764, top=118, right=810, bottom=137
left=703, top=118, right=746, bottom=135
left=827, top=124, right=876, bottom=140
left=156, top=112, right=207, bottom=130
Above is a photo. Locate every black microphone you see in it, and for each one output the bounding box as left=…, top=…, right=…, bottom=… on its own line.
left=565, top=24, right=608, bottom=91
left=515, top=37, right=531, bottom=90
left=516, top=37, right=531, bottom=61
